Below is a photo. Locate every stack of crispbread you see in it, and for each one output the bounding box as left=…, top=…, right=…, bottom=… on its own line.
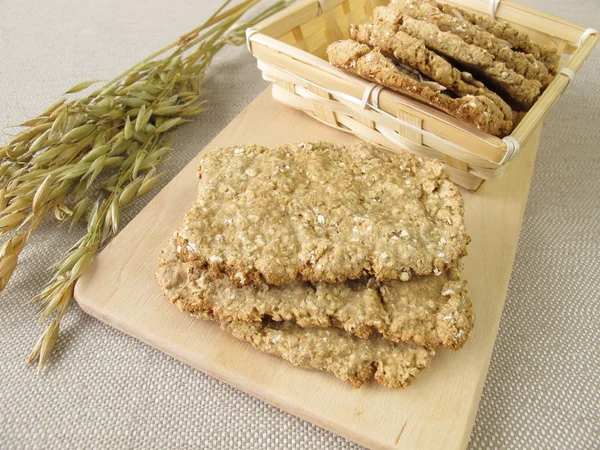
left=156, top=141, right=474, bottom=389
left=327, top=0, right=560, bottom=136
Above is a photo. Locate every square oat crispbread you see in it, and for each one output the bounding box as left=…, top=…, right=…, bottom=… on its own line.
left=156, top=241, right=434, bottom=389
left=348, top=20, right=514, bottom=122
left=157, top=238, right=474, bottom=350
left=389, top=0, right=551, bottom=85
left=435, top=1, right=560, bottom=72
left=175, top=142, right=470, bottom=287
left=381, top=1, right=551, bottom=86
left=327, top=40, right=513, bottom=137
left=364, top=12, right=542, bottom=108
left=221, top=319, right=433, bottom=389
left=329, top=0, right=562, bottom=127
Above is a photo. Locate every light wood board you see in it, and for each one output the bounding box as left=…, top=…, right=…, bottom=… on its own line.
left=75, top=88, right=542, bottom=450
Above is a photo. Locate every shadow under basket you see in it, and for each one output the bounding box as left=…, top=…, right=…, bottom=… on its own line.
left=246, top=0, right=598, bottom=190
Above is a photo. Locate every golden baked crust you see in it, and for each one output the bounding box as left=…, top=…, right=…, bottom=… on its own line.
left=175, top=141, right=470, bottom=286
left=327, top=40, right=512, bottom=136
left=349, top=21, right=513, bottom=120
left=157, top=238, right=474, bottom=350
left=367, top=12, right=542, bottom=108
left=221, top=319, right=433, bottom=389
left=156, top=242, right=435, bottom=389
left=436, top=1, right=560, bottom=72
left=385, top=0, right=551, bottom=85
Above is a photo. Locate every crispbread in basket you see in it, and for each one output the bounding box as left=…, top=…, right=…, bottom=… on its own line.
left=246, top=0, right=598, bottom=190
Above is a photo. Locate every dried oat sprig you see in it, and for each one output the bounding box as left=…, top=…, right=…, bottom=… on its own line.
left=0, top=0, right=289, bottom=370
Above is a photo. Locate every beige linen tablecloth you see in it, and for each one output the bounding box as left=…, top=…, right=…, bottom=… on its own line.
left=1, top=0, right=598, bottom=448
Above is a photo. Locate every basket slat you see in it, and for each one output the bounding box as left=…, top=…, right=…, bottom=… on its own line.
left=444, top=156, right=470, bottom=172
left=396, top=111, right=423, bottom=145
left=307, top=84, right=338, bottom=125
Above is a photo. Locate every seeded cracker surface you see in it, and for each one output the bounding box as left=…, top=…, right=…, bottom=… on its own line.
left=386, top=0, right=551, bottom=85
left=222, top=320, right=433, bottom=388
left=349, top=22, right=514, bottom=120
left=156, top=241, right=434, bottom=388
left=175, top=142, right=470, bottom=286
left=369, top=12, right=542, bottom=108
left=157, top=238, right=474, bottom=349
left=435, top=1, right=560, bottom=72
left=327, top=41, right=512, bottom=136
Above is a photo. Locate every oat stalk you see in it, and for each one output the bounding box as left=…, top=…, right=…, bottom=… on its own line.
left=0, top=0, right=289, bottom=371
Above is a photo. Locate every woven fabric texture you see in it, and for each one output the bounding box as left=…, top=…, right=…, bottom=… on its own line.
left=1, top=0, right=598, bottom=448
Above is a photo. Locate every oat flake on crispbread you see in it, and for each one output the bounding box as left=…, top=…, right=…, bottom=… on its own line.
left=156, top=239, right=435, bottom=389
left=175, top=142, right=470, bottom=286
left=158, top=237, right=474, bottom=350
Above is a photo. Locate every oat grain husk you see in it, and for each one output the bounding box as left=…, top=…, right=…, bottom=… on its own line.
left=0, top=0, right=289, bottom=371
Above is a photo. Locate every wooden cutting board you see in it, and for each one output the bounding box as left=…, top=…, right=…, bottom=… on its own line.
left=75, top=88, right=542, bottom=450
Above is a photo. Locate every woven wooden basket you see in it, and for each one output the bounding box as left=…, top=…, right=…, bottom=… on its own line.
left=246, top=0, right=598, bottom=190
